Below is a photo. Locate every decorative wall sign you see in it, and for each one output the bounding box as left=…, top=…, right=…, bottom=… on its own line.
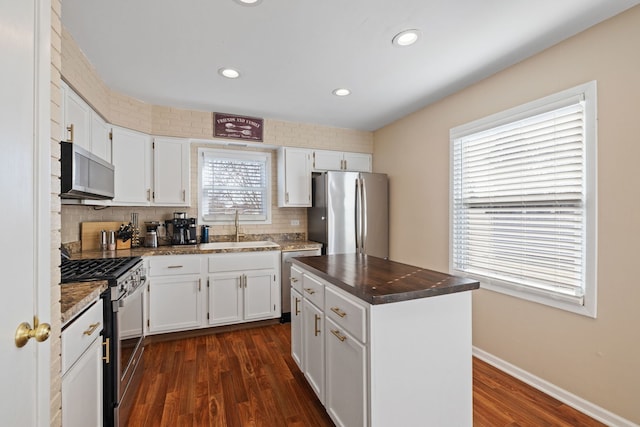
left=214, top=113, right=264, bottom=142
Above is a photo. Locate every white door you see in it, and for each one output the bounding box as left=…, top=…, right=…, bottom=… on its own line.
left=0, top=0, right=51, bottom=425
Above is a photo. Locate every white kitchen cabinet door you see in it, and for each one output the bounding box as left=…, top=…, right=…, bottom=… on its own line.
left=325, top=317, right=367, bottom=427
left=303, top=299, right=325, bottom=404
left=111, top=126, right=152, bottom=205
left=208, top=272, right=243, bottom=326
left=343, top=152, right=372, bottom=172
left=244, top=269, right=279, bottom=321
left=153, top=137, right=190, bottom=206
left=91, top=112, right=111, bottom=163
left=312, top=150, right=343, bottom=171
left=277, top=147, right=311, bottom=207
left=147, top=276, right=202, bottom=334
left=62, top=83, right=92, bottom=152
left=290, top=287, right=304, bottom=370
left=312, top=149, right=372, bottom=172
left=62, top=337, right=103, bottom=427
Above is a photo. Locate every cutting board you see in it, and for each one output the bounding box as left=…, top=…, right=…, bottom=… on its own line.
left=81, top=221, right=131, bottom=251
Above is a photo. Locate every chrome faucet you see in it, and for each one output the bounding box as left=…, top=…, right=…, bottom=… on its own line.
left=234, top=209, right=244, bottom=242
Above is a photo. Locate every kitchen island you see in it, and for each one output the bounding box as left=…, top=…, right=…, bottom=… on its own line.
left=291, top=254, right=479, bottom=427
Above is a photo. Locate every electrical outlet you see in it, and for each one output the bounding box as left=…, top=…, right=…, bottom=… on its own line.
left=291, top=219, right=300, bottom=226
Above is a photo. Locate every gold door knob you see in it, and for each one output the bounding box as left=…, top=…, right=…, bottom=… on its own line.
left=15, top=316, right=51, bottom=348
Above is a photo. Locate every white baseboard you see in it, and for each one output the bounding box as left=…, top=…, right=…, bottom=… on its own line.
left=473, top=347, right=638, bottom=427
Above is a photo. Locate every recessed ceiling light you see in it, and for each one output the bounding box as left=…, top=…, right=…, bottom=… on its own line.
left=332, top=88, right=351, bottom=97
left=392, top=29, right=421, bottom=47
left=218, top=68, right=240, bottom=79
left=233, top=0, right=263, bottom=6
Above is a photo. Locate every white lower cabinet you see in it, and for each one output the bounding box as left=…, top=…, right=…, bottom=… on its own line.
left=325, top=317, right=367, bottom=427
left=290, top=287, right=303, bottom=370
left=302, top=299, right=325, bottom=403
left=147, top=255, right=203, bottom=334
left=147, top=275, right=202, bottom=333
left=61, top=300, right=103, bottom=427
left=208, top=251, right=281, bottom=326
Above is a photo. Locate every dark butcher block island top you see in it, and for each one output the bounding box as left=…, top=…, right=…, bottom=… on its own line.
left=291, top=253, right=479, bottom=304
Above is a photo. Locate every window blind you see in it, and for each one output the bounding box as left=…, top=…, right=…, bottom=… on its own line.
left=452, top=101, right=586, bottom=303
left=201, top=151, right=269, bottom=221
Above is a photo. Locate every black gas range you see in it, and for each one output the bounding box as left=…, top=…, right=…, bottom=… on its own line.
left=61, top=256, right=146, bottom=427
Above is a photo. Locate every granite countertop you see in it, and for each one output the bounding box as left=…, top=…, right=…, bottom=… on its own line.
left=60, top=280, right=108, bottom=325
left=291, top=253, right=479, bottom=305
left=69, top=239, right=322, bottom=260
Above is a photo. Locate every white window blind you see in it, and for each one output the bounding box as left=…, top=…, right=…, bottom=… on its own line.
left=200, top=149, right=270, bottom=222
left=451, top=82, right=597, bottom=315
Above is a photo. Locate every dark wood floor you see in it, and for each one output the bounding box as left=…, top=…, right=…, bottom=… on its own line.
left=128, top=323, right=605, bottom=427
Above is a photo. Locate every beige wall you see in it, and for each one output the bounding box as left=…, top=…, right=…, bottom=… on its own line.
left=374, top=6, right=640, bottom=424
left=60, top=29, right=373, bottom=244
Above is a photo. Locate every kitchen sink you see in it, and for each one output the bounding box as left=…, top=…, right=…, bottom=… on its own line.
left=198, top=241, right=280, bottom=250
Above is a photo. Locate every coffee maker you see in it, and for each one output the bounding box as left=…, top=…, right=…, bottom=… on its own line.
left=166, top=212, right=197, bottom=245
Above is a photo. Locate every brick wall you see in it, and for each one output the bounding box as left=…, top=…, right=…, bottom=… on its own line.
left=60, top=29, right=373, bottom=244
left=50, top=1, right=62, bottom=425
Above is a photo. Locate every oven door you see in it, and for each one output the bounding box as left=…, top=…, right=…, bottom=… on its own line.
left=116, top=282, right=145, bottom=425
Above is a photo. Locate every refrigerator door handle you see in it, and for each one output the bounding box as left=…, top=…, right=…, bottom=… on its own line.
left=355, top=177, right=363, bottom=254
left=360, top=176, right=367, bottom=254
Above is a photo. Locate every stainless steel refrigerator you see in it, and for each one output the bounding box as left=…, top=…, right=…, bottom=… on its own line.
left=308, top=171, right=389, bottom=259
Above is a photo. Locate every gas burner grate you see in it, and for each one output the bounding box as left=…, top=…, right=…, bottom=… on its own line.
left=61, top=256, right=141, bottom=283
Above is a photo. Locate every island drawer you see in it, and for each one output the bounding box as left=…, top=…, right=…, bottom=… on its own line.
left=149, top=255, right=202, bottom=276
left=290, top=264, right=304, bottom=293
left=61, top=300, right=103, bottom=375
left=325, top=285, right=367, bottom=343
left=302, top=273, right=324, bottom=309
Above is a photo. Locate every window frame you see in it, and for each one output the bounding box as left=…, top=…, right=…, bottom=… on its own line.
left=198, top=147, right=272, bottom=225
left=449, top=81, right=597, bottom=318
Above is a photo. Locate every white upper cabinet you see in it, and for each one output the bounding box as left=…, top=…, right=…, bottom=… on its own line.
left=111, top=126, right=152, bottom=206
left=312, top=149, right=372, bottom=172
left=152, top=137, right=190, bottom=206
left=91, top=113, right=111, bottom=163
left=61, top=82, right=112, bottom=163
left=277, top=147, right=312, bottom=207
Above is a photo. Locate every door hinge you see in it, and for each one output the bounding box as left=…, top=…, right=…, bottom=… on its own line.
left=152, top=141, right=155, bottom=149
left=109, top=130, right=113, bottom=141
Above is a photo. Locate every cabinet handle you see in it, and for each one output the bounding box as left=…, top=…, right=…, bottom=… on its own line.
left=198, top=278, right=201, bottom=291
left=295, top=297, right=300, bottom=315
left=182, top=189, right=186, bottom=202
left=330, top=307, right=347, bottom=318
left=147, top=189, right=151, bottom=201
left=67, top=124, right=74, bottom=142
left=314, top=314, right=321, bottom=336
left=290, top=277, right=298, bottom=283
left=285, top=192, right=289, bottom=203
left=102, top=338, right=110, bottom=364
left=331, top=329, right=347, bottom=342
left=304, top=287, right=316, bottom=295
left=167, top=265, right=183, bottom=269
left=83, top=322, right=100, bottom=336
left=244, top=274, right=247, bottom=288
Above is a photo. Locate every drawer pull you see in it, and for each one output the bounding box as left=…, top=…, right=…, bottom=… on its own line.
left=290, top=277, right=298, bottom=283
left=331, top=329, right=347, bottom=342
left=314, top=314, right=321, bottom=336
left=102, top=338, right=110, bottom=364
left=167, top=265, right=183, bottom=269
left=83, top=322, right=100, bottom=336
left=330, top=307, right=347, bottom=318
left=295, top=297, right=301, bottom=315
left=304, top=287, right=316, bottom=295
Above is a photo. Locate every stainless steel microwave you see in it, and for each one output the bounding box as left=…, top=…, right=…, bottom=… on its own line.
left=60, top=141, right=115, bottom=200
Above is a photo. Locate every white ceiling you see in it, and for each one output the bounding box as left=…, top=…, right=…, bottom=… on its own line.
left=61, top=0, right=639, bottom=131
